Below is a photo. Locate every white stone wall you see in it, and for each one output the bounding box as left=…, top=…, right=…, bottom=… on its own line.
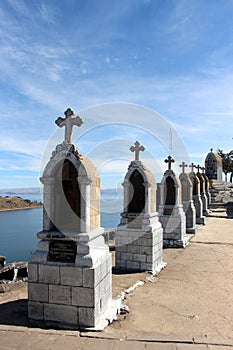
left=115, top=215, right=165, bottom=275
left=28, top=253, right=112, bottom=328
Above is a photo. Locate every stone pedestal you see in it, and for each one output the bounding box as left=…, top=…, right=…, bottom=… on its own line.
left=206, top=190, right=211, bottom=207
left=159, top=205, right=188, bottom=247
left=116, top=212, right=166, bottom=274
left=183, top=200, right=197, bottom=234
left=115, top=153, right=166, bottom=275
left=28, top=230, right=114, bottom=329
left=197, top=172, right=209, bottom=217
left=202, top=173, right=211, bottom=206
left=193, top=195, right=206, bottom=225
left=158, top=169, right=189, bottom=248
left=201, top=192, right=209, bottom=216
left=179, top=172, right=197, bottom=235
left=189, top=172, right=206, bottom=225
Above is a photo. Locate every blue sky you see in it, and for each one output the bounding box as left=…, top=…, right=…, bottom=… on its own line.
left=0, top=0, right=233, bottom=190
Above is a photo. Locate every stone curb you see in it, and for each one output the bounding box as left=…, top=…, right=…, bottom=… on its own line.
left=80, top=330, right=233, bottom=347
left=0, top=324, right=80, bottom=337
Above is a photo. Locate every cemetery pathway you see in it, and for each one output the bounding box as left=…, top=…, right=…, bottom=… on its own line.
left=0, top=209, right=233, bottom=349
left=106, top=209, right=233, bottom=347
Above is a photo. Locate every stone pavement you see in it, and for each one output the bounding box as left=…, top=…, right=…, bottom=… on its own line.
left=0, top=325, right=233, bottom=349
left=0, top=209, right=233, bottom=349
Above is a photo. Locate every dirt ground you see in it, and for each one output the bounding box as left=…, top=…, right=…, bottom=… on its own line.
left=0, top=209, right=233, bottom=343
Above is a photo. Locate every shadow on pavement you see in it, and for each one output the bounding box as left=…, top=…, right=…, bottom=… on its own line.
left=0, top=299, right=29, bottom=327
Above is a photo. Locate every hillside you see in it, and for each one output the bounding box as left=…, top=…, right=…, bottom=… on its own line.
left=0, top=196, right=42, bottom=211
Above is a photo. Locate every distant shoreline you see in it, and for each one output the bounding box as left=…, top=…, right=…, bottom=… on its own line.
left=0, top=205, right=42, bottom=213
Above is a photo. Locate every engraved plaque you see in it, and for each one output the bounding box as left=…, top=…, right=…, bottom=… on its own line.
left=48, top=240, right=76, bottom=263
left=164, top=206, right=174, bottom=215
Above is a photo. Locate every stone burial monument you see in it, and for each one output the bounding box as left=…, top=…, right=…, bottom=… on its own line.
left=28, top=108, right=118, bottom=330
left=201, top=166, right=211, bottom=206
left=188, top=163, right=206, bottom=225
left=196, top=165, right=209, bottom=217
left=179, top=162, right=197, bottom=234
left=205, top=148, right=223, bottom=181
left=115, top=141, right=166, bottom=275
left=158, top=156, right=188, bottom=247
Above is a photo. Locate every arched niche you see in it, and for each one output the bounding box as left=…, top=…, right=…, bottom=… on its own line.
left=192, top=178, right=198, bottom=195
left=197, top=174, right=204, bottom=193
left=204, top=178, right=208, bottom=191
left=159, top=170, right=182, bottom=216
left=121, top=160, right=156, bottom=218
left=53, top=159, right=81, bottom=232
left=61, top=160, right=81, bottom=217
left=202, top=174, right=209, bottom=191
left=165, top=176, right=176, bottom=205
left=40, top=144, right=101, bottom=234
left=179, top=173, right=192, bottom=202
left=128, top=170, right=145, bottom=213
left=189, top=173, right=200, bottom=196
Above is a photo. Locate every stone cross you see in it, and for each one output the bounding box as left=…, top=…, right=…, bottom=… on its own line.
left=130, top=141, right=145, bottom=161
left=201, top=166, right=205, bottom=174
left=55, top=108, right=83, bottom=144
left=196, top=164, right=201, bottom=173
left=179, top=161, right=188, bottom=174
left=164, top=155, right=175, bottom=170
left=189, top=163, right=196, bottom=172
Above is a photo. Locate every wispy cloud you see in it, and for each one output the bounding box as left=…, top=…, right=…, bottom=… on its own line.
left=38, top=2, right=56, bottom=24
left=6, top=0, right=30, bottom=17
left=1, top=0, right=233, bottom=188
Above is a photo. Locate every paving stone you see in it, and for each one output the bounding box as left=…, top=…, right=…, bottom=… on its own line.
left=112, top=340, right=146, bottom=350
left=16, top=332, right=57, bottom=350
left=50, top=334, right=85, bottom=350
left=208, top=346, right=232, bottom=350
left=82, top=338, right=114, bottom=350
left=0, top=331, right=25, bottom=347
left=145, top=343, right=177, bottom=350
left=176, top=343, right=208, bottom=349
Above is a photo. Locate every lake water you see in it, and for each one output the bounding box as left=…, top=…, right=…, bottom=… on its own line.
left=0, top=192, right=122, bottom=263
